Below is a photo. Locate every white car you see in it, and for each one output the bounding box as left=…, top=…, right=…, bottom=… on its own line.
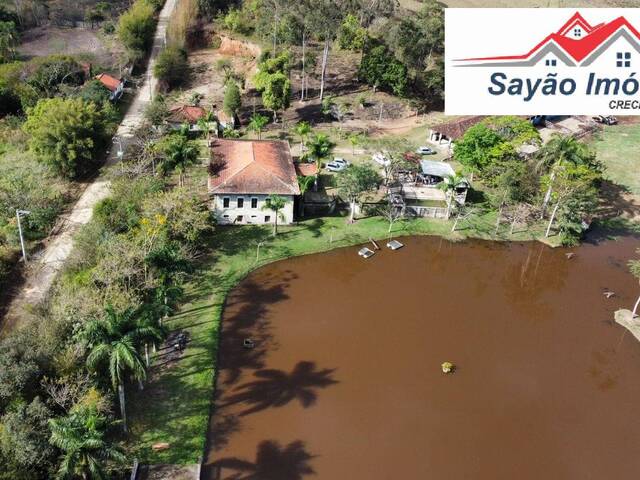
left=417, top=146, right=436, bottom=155
left=372, top=152, right=390, bottom=166
left=326, top=159, right=349, bottom=172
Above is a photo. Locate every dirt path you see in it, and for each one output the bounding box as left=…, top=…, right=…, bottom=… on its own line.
left=0, top=0, right=178, bottom=334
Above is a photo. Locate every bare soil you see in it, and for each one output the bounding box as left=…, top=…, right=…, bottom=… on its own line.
left=17, top=25, right=120, bottom=67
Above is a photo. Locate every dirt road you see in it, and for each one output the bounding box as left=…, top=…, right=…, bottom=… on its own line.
left=0, top=0, right=178, bottom=334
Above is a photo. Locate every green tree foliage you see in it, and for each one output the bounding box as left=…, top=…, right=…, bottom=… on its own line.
left=156, top=131, right=199, bottom=186
left=49, top=400, right=126, bottom=479
left=23, top=97, right=109, bottom=179
left=337, top=14, right=366, bottom=51
left=118, top=0, right=157, bottom=62
left=223, top=81, right=241, bottom=117
left=260, top=72, right=291, bottom=120
left=454, top=124, right=507, bottom=174
left=0, top=151, right=65, bottom=240
left=0, top=398, right=56, bottom=477
left=263, top=194, right=287, bottom=236
left=337, top=163, right=381, bottom=222
left=144, top=95, right=169, bottom=125
left=359, top=44, right=408, bottom=96
left=27, top=55, right=84, bottom=99
left=76, top=79, right=111, bottom=105
left=247, top=113, right=269, bottom=139
left=0, top=20, right=18, bottom=63
left=153, top=47, right=188, bottom=90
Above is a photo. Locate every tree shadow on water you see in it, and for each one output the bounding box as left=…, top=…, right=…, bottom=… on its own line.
left=220, top=361, right=338, bottom=416
left=207, top=440, right=316, bottom=480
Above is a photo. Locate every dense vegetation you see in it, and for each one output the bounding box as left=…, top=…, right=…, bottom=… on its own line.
left=453, top=116, right=603, bottom=245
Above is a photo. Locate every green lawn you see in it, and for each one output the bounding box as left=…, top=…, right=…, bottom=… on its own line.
left=592, top=124, right=640, bottom=194
left=126, top=210, right=559, bottom=464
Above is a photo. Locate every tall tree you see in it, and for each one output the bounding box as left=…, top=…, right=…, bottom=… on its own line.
left=223, top=81, right=242, bottom=118
left=337, top=163, right=381, bottom=223
left=263, top=194, right=287, bottom=236
left=157, top=131, right=199, bottom=187
left=307, top=133, right=334, bottom=191
left=248, top=113, right=269, bottom=140
left=84, top=306, right=160, bottom=433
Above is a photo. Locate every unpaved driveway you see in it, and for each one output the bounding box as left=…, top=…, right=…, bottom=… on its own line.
left=1, top=0, right=178, bottom=334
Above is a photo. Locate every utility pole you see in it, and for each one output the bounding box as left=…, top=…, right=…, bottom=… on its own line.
left=113, top=136, right=124, bottom=161
left=16, top=209, right=31, bottom=264
left=256, top=241, right=265, bottom=262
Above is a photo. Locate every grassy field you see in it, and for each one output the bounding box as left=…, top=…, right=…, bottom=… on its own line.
left=592, top=124, right=640, bottom=195
left=126, top=209, right=560, bottom=464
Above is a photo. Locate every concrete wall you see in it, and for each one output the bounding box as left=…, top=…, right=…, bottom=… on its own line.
left=212, top=194, right=295, bottom=225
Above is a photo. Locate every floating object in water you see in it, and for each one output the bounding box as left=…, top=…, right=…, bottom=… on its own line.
left=369, top=237, right=380, bottom=250
left=565, top=252, right=575, bottom=259
left=358, top=247, right=375, bottom=259
left=387, top=240, right=404, bottom=250
left=243, top=338, right=255, bottom=349
left=604, top=291, right=615, bottom=299
left=441, top=362, right=455, bottom=374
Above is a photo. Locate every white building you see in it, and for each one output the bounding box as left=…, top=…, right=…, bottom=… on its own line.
left=208, top=139, right=300, bottom=225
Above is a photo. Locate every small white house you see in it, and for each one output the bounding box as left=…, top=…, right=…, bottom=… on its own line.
left=208, top=139, right=300, bottom=225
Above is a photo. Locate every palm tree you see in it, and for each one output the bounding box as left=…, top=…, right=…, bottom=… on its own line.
left=307, top=133, right=334, bottom=191
left=85, top=306, right=162, bottom=433
left=49, top=406, right=126, bottom=480
left=248, top=113, right=269, bottom=140
left=296, top=175, right=315, bottom=218
left=158, top=133, right=199, bottom=186
left=294, top=121, right=311, bottom=152
left=438, top=172, right=467, bottom=219
left=197, top=110, right=216, bottom=143
left=263, top=194, right=287, bottom=236
left=537, top=135, right=595, bottom=217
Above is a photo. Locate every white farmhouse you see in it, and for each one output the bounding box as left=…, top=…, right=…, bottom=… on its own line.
left=208, top=139, right=300, bottom=225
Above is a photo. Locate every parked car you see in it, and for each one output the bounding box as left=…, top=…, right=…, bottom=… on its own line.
left=326, top=159, right=349, bottom=172
left=416, top=146, right=436, bottom=155
left=593, top=115, right=618, bottom=125
left=332, top=158, right=348, bottom=166
left=372, top=152, right=390, bottom=166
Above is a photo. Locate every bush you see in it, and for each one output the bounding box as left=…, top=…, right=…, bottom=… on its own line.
left=153, top=47, right=188, bottom=89
left=77, top=80, right=111, bottom=105
left=223, top=81, right=241, bottom=117
left=223, top=9, right=252, bottom=35
left=338, top=14, right=366, bottom=51
left=118, top=0, right=157, bottom=62
left=23, top=97, right=109, bottom=179
left=359, top=44, right=408, bottom=96
left=26, top=55, right=84, bottom=99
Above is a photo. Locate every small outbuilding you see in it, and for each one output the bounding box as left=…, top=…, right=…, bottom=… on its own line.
left=95, top=73, right=125, bottom=102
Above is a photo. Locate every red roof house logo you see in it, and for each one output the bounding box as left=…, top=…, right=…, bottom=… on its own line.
left=456, top=12, right=640, bottom=67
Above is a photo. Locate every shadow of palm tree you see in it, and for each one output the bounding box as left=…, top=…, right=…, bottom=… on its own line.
left=209, top=440, right=315, bottom=480
left=220, top=361, right=338, bottom=416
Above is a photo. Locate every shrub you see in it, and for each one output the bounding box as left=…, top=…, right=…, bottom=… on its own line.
left=223, top=81, right=241, bottom=117
left=118, top=0, right=156, bottom=62
left=338, top=14, right=366, bottom=51
left=153, top=47, right=188, bottom=89
left=23, top=97, right=109, bottom=179
left=359, top=44, right=408, bottom=96
left=77, top=80, right=111, bottom=105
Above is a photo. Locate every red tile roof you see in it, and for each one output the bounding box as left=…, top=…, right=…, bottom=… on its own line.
left=294, top=162, right=319, bottom=177
left=208, top=139, right=301, bottom=196
left=167, top=105, right=207, bottom=124
left=431, top=116, right=487, bottom=140
left=95, top=73, right=121, bottom=92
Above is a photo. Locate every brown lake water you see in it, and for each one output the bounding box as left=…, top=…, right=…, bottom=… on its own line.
left=202, top=235, right=640, bottom=480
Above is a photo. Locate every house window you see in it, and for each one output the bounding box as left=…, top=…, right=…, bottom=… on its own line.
left=251, top=198, right=258, bottom=209
left=573, top=28, right=581, bottom=37
left=545, top=58, right=557, bottom=67
left=222, top=197, right=230, bottom=208
left=223, top=215, right=229, bottom=219
left=236, top=215, right=243, bottom=223
left=237, top=198, right=244, bottom=208
left=617, top=52, right=631, bottom=68
left=265, top=215, right=271, bottom=223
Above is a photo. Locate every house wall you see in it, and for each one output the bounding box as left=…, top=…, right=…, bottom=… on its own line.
left=211, top=194, right=295, bottom=225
